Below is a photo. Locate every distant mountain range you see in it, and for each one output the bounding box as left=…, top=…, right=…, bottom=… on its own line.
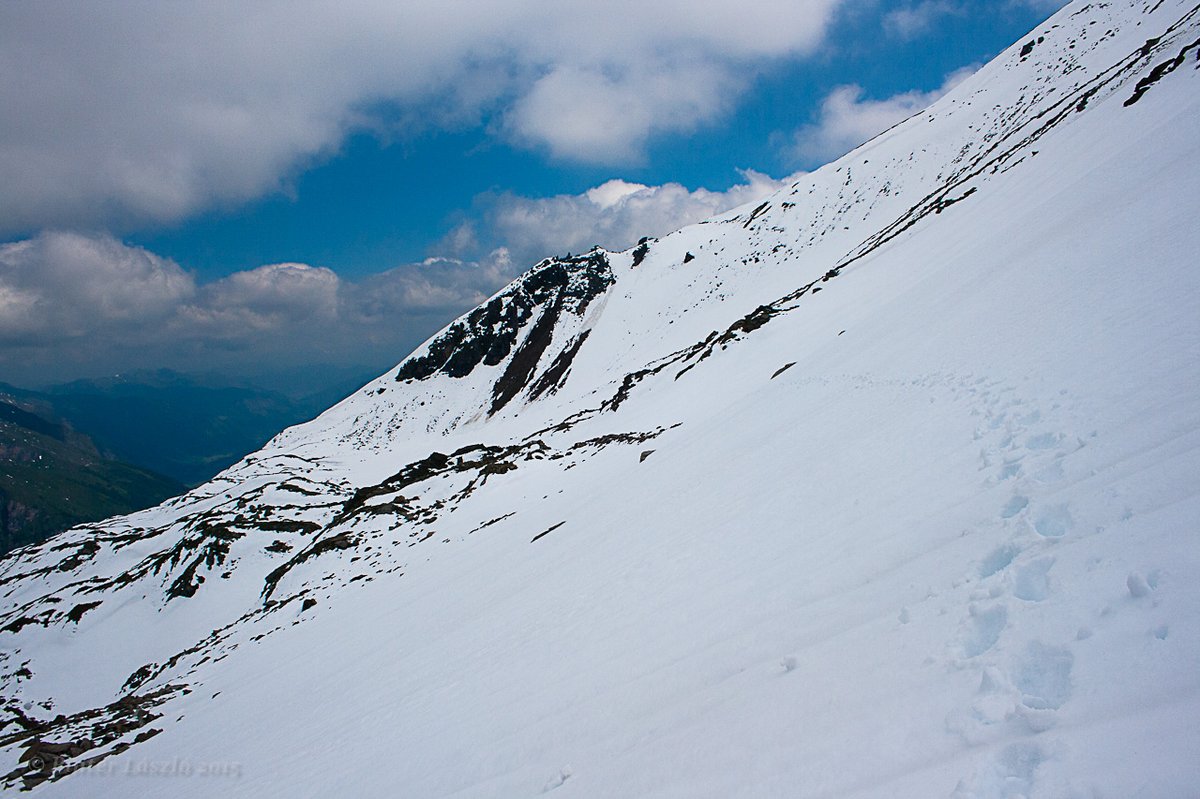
left=0, top=369, right=372, bottom=553
left=0, top=395, right=182, bottom=554
left=0, top=368, right=372, bottom=487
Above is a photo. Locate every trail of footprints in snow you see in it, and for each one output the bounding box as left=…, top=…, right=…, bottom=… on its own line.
left=941, top=381, right=1166, bottom=796
left=761, top=377, right=1165, bottom=796
left=946, top=383, right=1085, bottom=795
left=757, top=377, right=1093, bottom=795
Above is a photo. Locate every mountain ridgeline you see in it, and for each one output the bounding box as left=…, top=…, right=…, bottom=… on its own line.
left=2, top=2, right=1199, bottom=795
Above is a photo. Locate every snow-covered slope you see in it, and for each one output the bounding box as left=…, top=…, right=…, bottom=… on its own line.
left=3, top=1, right=1199, bottom=795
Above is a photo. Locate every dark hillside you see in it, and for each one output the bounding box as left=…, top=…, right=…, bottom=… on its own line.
left=0, top=397, right=184, bottom=555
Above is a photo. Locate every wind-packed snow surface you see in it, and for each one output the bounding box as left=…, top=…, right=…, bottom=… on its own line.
left=3, top=1, right=1199, bottom=795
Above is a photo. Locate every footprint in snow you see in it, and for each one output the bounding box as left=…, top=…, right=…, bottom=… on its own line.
left=1126, top=570, right=1160, bottom=598
left=979, top=543, right=1022, bottom=578
left=946, top=641, right=1073, bottom=754
left=951, top=741, right=1047, bottom=799
left=542, top=766, right=572, bottom=792
left=1030, top=456, right=1066, bottom=485
left=1000, top=495, right=1029, bottom=519
left=945, top=667, right=1021, bottom=745
left=973, top=387, right=1081, bottom=492
left=961, top=603, right=1008, bottom=658
left=1032, top=504, right=1073, bottom=538
left=997, top=456, right=1024, bottom=480
left=1013, top=642, right=1074, bottom=711
left=1025, top=431, right=1063, bottom=451
left=1012, top=558, right=1055, bottom=602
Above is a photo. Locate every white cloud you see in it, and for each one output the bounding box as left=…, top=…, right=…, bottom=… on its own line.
left=452, top=170, right=789, bottom=265
left=0, top=232, right=195, bottom=343
left=881, top=0, right=1065, bottom=40
left=185, top=263, right=342, bottom=336
left=882, top=1, right=964, bottom=40
left=350, top=252, right=516, bottom=321
left=0, top=0, right=842, bottom=234
left=506, top=60, right=741, bottom=163
left=788, top=66, right=977, bottom=166
left=585, top=180, right=649, bottom=210
left=0, top=231, right=520, bottom=382
left=0, top=165, right=785, bottom=380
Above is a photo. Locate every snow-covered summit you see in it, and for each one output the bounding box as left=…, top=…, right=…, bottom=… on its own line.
left=3, top=0, right=1199, bottom=795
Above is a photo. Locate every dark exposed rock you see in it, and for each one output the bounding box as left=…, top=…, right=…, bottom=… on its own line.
left=528, top=331, right=591, bottom=401
left=395, top=250, right=614, bottom=384
left=1124, top=35, right=1200, bottom=106
left=743, top=201, right=771, bottom=228
left=256, top=519, right=320, bottom=534
left=65, top=602, right=101, bottom=624
left=631, top=239, right=650, bottom=267
left=278, top=482, right=320, bottom=496
left=55, top=539, right=100, bottom=573
left=490, top=298, right=564, bottom=415
left=0, top=683, right=183, bottom=791
left=603, top=334, right=718, bottom=412
left=164, top=523, right=244, bottom=601
left=771, top=363, right=796, bottom=380
left=3, top=613, right=52, bottom=635
left=339, top=452, right=453, bottom=520
left=467, top=513, right=516, bottom=535
left=564, top=429, right=672, bottom=454
left=262, top=532, right=358, bottom=600
left=934, top=187, right=978, bottom=213
left=530, top=521, right=565, bottom=543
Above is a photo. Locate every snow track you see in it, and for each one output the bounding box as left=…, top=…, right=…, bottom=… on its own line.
left=2, top=0, right=1199, bottom=795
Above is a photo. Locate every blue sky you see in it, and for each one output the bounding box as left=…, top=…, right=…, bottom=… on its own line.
left=0, top=0, right=1063, bottom=390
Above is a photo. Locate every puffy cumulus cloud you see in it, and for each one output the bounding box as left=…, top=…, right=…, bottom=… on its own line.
left=450, top=170, right=788, bottom=266
left=0, top=158, right=788, bottom=381
left=507, top=60, right=740, bottom=163
left=0, top=164, right=786, bottom=383
left=188, top=263, right=342, bottom=335
left=0, top=231, right=194, bottom=343
left=0, top=233, right=519, bottom=384
left=351, top=252, right=515, bottom=322
left=0, top=0, right=842, bottom=234
left=787, top=66, right=977, bottom=166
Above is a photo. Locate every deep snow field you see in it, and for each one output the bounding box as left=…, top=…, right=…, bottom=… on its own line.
left=2, top=0, right=1198, bottom=796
